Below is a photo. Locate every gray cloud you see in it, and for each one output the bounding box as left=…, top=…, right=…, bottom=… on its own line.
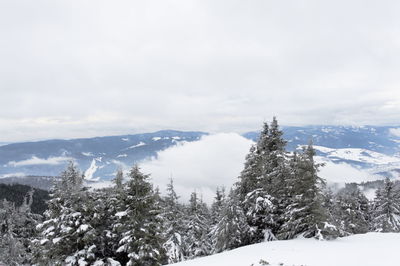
left=1, top=0, right=400, bottom=141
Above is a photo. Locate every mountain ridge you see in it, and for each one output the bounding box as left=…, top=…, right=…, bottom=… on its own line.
left=1, top=126, right=400, bottom=182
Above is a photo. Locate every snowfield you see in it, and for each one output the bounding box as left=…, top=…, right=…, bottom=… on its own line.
left=171, top=233, right=400, bottom=266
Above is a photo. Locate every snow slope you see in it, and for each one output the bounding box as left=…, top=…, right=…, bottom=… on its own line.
left=313, top=145, right=400, bottom=165
left=171, top=233, right=400, bottom=266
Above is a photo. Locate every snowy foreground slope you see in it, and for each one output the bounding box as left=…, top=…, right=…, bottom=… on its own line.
left=171, top=233, right=400, bottom=266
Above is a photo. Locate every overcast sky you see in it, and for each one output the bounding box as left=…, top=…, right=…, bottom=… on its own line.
left=1, top=0, right=400, bottom=142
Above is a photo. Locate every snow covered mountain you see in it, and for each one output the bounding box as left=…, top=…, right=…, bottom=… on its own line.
left=1, top=126, right=400, bottom=184
left=244, top=125, right=400, bottom=155
left=0, top=130, right=206, bottom=180
left=245, top=125, right=400, bottom=180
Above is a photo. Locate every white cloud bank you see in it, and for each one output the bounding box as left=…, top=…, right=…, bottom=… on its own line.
left=140, top=134, right=386, bottom=204
left=7, top=156, right=73, bottom=167
left=0, top=172, right=26, bottom=179
left=141, top=133, right=254, bottom=203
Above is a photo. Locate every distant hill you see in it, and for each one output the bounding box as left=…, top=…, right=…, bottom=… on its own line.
left=244, top=125, right=400, bottom=179
left=244, top=125, right=400, bottom=155
left=0, top=130, right=207, bottom=180
left=1, top=126, right=400, bottom=183
left=0, top=183, right=50, bottom=214
left=0, top=175, right=58, bottom=191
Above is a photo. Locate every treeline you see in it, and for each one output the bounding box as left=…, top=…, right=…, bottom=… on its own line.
left=0, top=183, right=50, bottom=214
left=2, top=118, right=400, bottom=265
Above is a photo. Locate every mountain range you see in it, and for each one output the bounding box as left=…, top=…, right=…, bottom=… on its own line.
left=1, top=126, right=400, bottom=187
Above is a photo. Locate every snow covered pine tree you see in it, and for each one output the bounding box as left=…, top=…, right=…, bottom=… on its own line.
left=372, top=177, right=400, bottom=232
left=112, top=165, right=167, bottom=266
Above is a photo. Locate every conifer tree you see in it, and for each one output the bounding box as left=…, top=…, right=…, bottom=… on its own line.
left=184, top=191, right=211, bottom=259
left=278, top=143, right=338, bottom=240
left=113, top=165, right=167, bottom=266
left=210, top=189, right=251, bottom=253
left=0, top=194, right=40, bottom=266
left=113, top=169, right=124, bottom=191
left=33, top=162, right=98, bottom=265
left=334, top=184, right=370, bottom=235
left=236, top=117, right=289, bottom=242
left=162, top=178, right=185, bottom=263
left=210, top=187, right=226, bottom=226
left=372, top=178, right=400, bottom=232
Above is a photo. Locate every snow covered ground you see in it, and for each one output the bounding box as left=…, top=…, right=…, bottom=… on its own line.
left=171, top=233, right=400, bottom=266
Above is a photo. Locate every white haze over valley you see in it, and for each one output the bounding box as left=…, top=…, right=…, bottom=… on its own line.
left=140, top=133, right=391, bottom=203
left=141, top=133, right=253, bottom=203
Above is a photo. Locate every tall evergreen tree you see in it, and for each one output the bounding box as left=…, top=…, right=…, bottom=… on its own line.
left=162, top=178, right=185, bottom=264
left=113, top=169, right=124, bottom=191
left=372, top=178, right=400, bottom=232
left=113, top=165, right=167, bottom=266
left=184, top=191, right=211, bottom=259
left=236, top=117, right=289, bottom=242
left=210, top=189, right=251, bottom=253
left=278, top=143, right=338, bottom=240
left=33, top=162, right=99, bottom=265
left=0, top=190, right=41, bottom=266
left=210, top=187, right=226, bottom=226
left=334, top=184, right=370, bottom=235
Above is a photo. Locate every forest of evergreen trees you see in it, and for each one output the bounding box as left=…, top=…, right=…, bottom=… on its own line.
left=0, top=183, right=50, bottom=215
left=2, top=118, right=400, bottom=265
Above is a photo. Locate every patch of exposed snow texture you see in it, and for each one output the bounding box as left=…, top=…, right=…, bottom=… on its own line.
left=78, top=258, right=87, bottom=266
left=84, top=159, right=99, bottom=181
left=313, top=145, right=400, bottom=164
left=170, top=233, right=400, bottom=266
left=121, top=138, right=129, bottom=141
left=52, top=237, right=62, bottom=244
left=115, top=211, right=128, bottom=218
left=77, top=224, right=90, bottom=233
left=152, top=137, right=162, bottom=141
left=127, top=142, right=146, bottom=149
left=86, top=180, right=113, bottom=190
left=172, top=136, right=181, bottom=140
left=315, top=156, right=380, bottom=183
left=81, top=152, right=94, bottom=157
left=363, top=188, right=378, bottom=200
left=117, top=154, right=128, bottom=158
left=43, top=226, right=55, bottom=235
left=107, top=258, right=121, bottom=266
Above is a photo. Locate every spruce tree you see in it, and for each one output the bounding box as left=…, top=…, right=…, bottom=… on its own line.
left=372, top=178, right=400, bottom=232
left=236, top=117, right=289, bottom=242
left=334, top=184, right=370, bottom=235
left=210, top=187, right=226, bottom=226
left=33, top=162, right=98, bottom=265
left=113, top=165, right=167, bottom=266
left=0, top=192, right=40, bottom=266
left=184, top=191, right=211, bottom=259
left=210, top=189, right=250, bottom=253
left=278, top=143, right=338, bottom=240
left=162, top=178, right=185, bottom=263
left=113, top=169, right=124, bottom=191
